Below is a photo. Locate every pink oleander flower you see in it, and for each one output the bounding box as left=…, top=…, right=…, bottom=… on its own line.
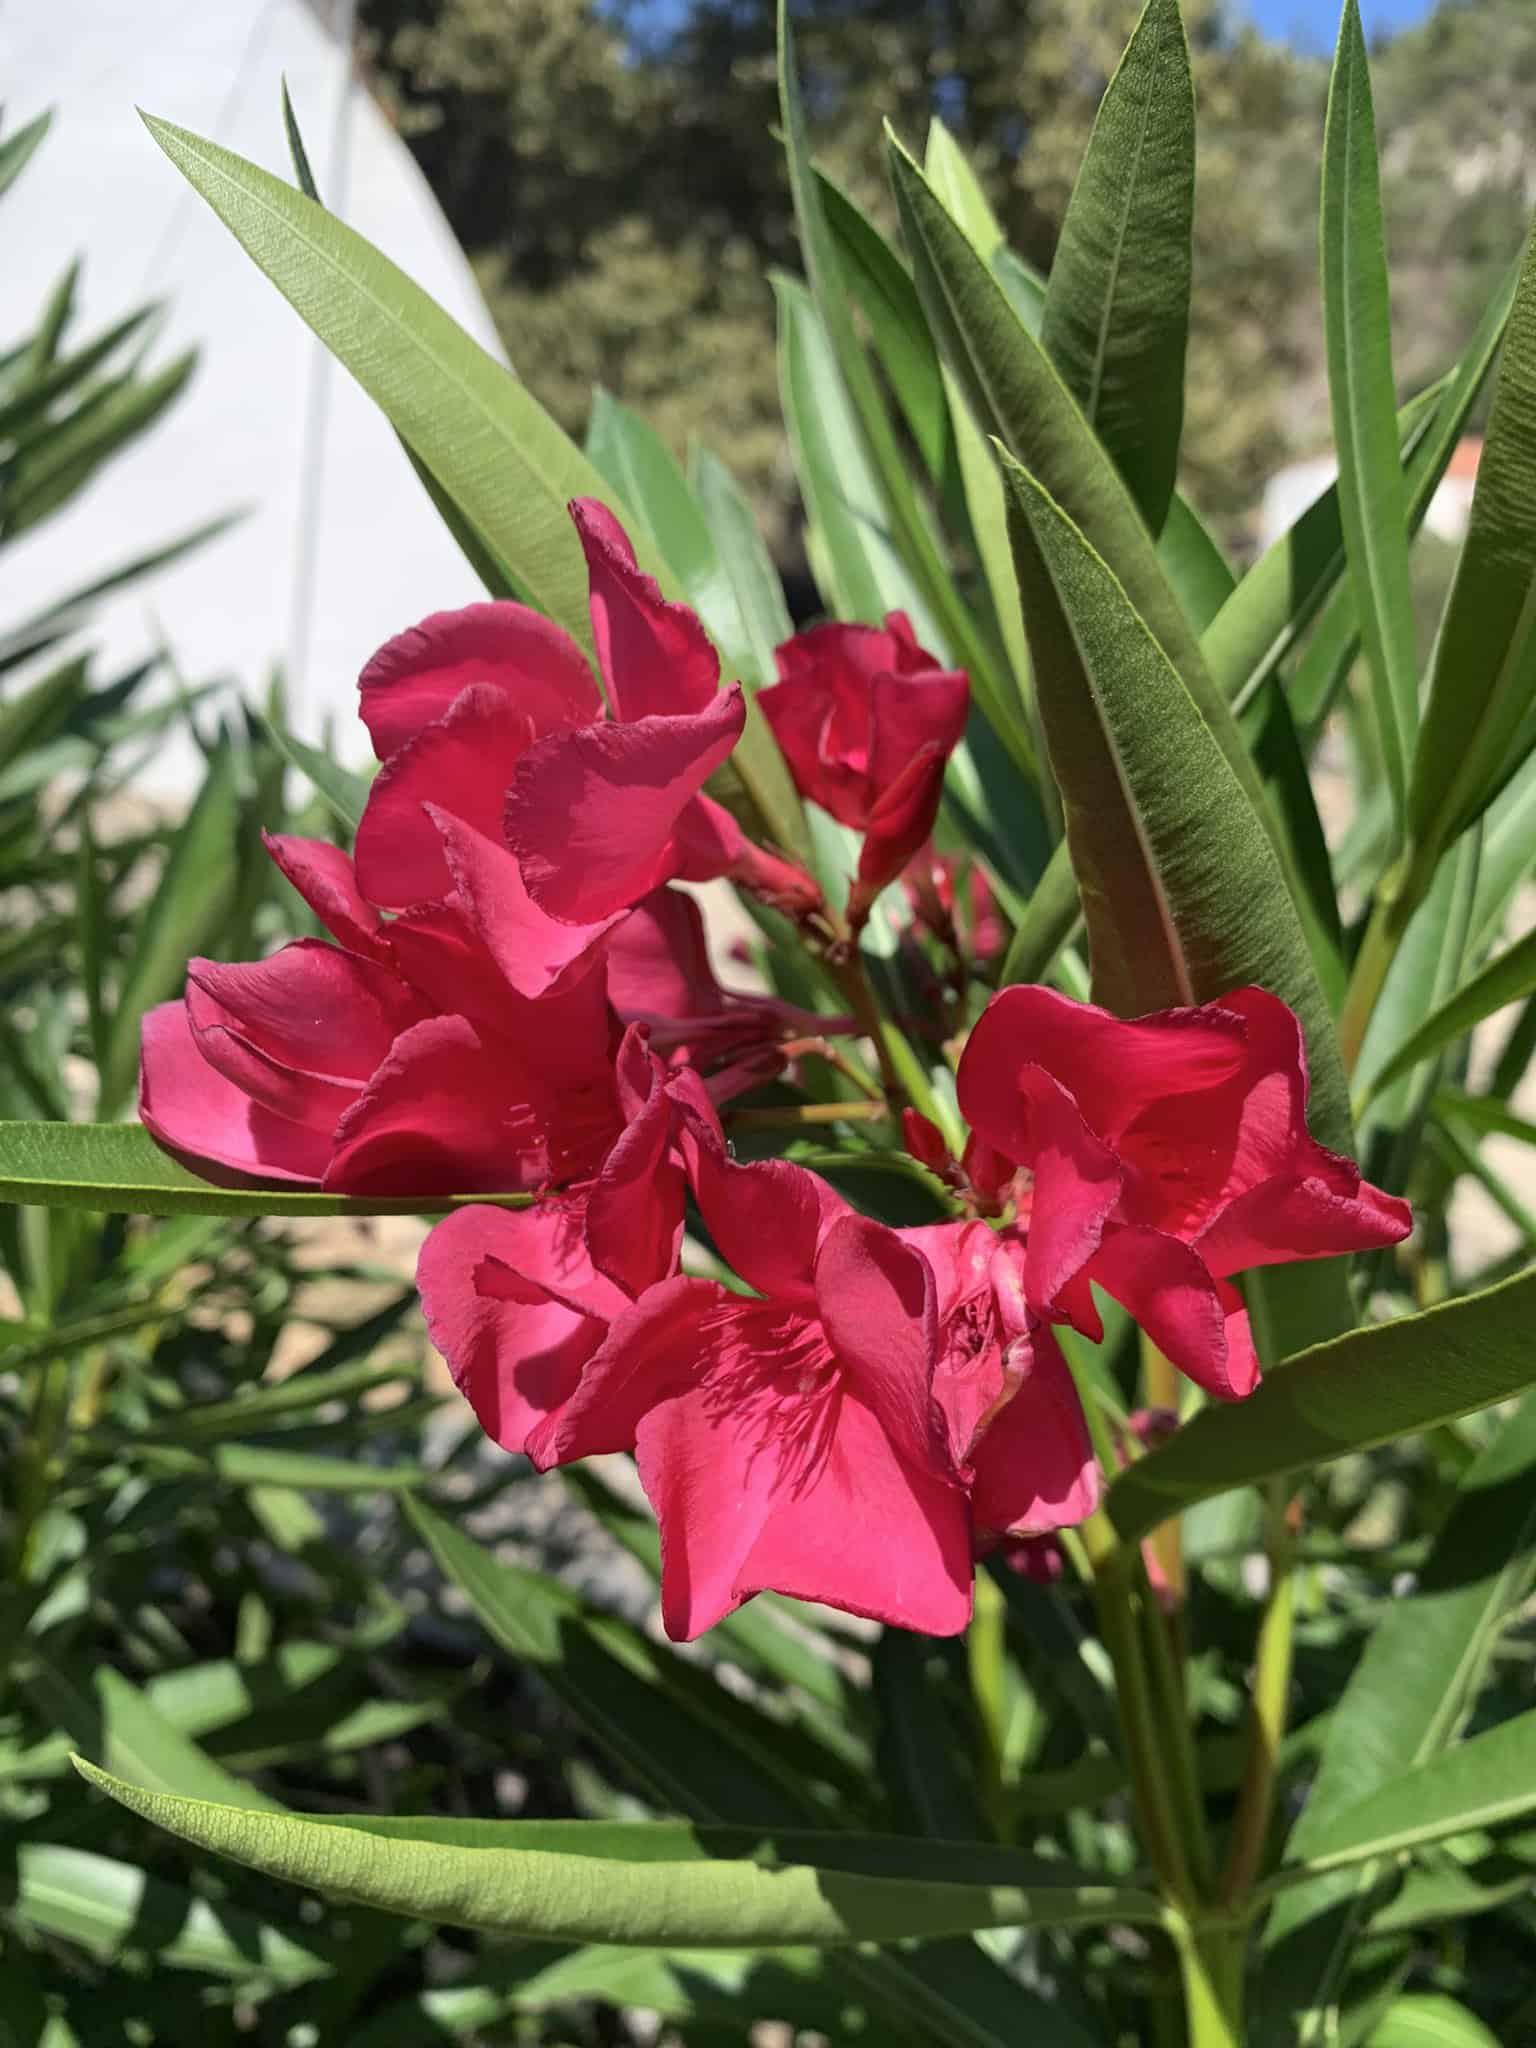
left=416, top=1026, right=717, bottom=1451
left=140, top=834, right=621, bottom=1195
left=355, top=498, right=818, bottom=1000
left=956, top=984, right=1412, bottom=1400
left=759, top=613, right=969, bottom=934
left=605, top=886, right=853, bottom=1103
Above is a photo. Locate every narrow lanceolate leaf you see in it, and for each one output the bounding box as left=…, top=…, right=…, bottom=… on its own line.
left=138, top=114, right=656, bottom=658
left=818, top=169, right=950, bottom=479
left=1157, top=492, right=1235, bottom=636
left=1366, top=1998, right=1502, bottom=2048
left=1265, top=1704, right=1536, bottom=1888
left=1105, top=1264, right=1536, bottom=1546
left=1000, top=456, right=1353, bottom=1157
left=0, top=110, right=52, bottom=202
left=0, top=1121, right=533, bottom=1219
left=1362, top=919, right=1536, bottom=1103
left=98, top=742, right=239, bottom=1116
left=1320, top=0, right=1419, bottom=828
left=1257, top=1388, right=1536, bottom=2041
left=887, top=132, right=1288, bottom=872
left=1039, top=0, right=1194, bottom=533
left=258, top=715, right=372, bottom=833
left=690, top=443, right=794, bottom=679
left=74, top=1762, right=1164, bottom=1948
left=1409, top=218, right=1536, bottom=871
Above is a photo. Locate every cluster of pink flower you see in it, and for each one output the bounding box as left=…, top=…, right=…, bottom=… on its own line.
left=140, top=501, right=1411, bottom=1640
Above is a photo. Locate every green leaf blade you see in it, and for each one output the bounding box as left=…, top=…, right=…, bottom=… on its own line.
left=1039, top=0, right=1194, bottom=533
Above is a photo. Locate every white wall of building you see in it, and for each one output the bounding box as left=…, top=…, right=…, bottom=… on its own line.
left=2, top=0, right=507, bottom=787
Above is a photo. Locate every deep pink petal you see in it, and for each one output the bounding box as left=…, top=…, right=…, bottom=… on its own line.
left=583, top=1031, right=687, bottom=1298
left=571, top=498, right=719, bottom=721
left=1197, top=1170, right=1412, bottom=1278
left=354, top=683, right=537, bottom=909
left=505, top=688, right=745, bottom=923
left=185, top=942, right=425, bottom=1083
left=418, top=1201, right=625, bottom=1453
left=325, top=1016, right=560, bottom=1197
left=184, top=971, right=362, bottom=1132
left=690, top=1144, right=848, bottom=1305
left=814, top=1212, right=942, bottom=1475
left=1008, top=1068, right=1122, bottom=1314
left=429, top=805, right=626, bottom=1001
left=1086, top=1226, right=1260, bottom=1401
left=958, top=985, right=1248, bottom=1159
left=359, top=602, right=598, bottom=763
left=528, top=1274, right=722, bottom=1467
left=968, top=1325, right=1101, bottom=1540
left=731, top=1390, right=974, bottom=1638
left=865, top=670, right=970, bottom=800
left=262, top=834, right=386, bottom=959
left=850, top=744, right=951, bottom=923
left=139, top=1002, right=330, bottom=1185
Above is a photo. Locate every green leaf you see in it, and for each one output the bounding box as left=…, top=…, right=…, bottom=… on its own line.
left=75, top=1760, right=1163, bottom=1946
left=32, top=1661, right=279, bottom=1812
left=406, top=1497, right=860, bottom=1826
left=998, top=454, right=1352, bottom=1155
left=1366, top=1997, right=1502, bottom=2048
left=0, top=1120, right=534, bottom=1218
left=1201, top=382, right=1440, bottom=714
left=1408, top=216, right=1536, bottom=869
left=1320, top=0, right=1418, bottom=827
left=0, top=110, right=52, bottom=202
left=279, top=77, right=319, bottom=201
left=257, top=713, right=370, bottom=831
left=923, top=122, right=1005, bottom=262
left=0, top=654, right=89, bottom=775
left=1157, top=491, right=1235, bottom=636
left=1265, top=1704, right=1536, bottom=1888
left=1039, top=0, right=1193, bottom=533
left=887, top=132, right=1211, bottom=722
left=1106, top=1266, right=1536, bottom=1547
left=139, top=113, right=660, bottom=658
left=1361, top=919, right=1536, bottom=1104
left=97, top=741, right=239, bottom=1115
left=690, top=443, right=794, bottom=679
left=818, top=168, right=950, bottom=479
left=14, top=1840, right=327, bottom=1985
left=1257, top=1387, right=1536, bottom=2037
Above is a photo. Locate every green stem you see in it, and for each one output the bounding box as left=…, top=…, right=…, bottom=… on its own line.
left=1338, top=855, right=1417, bottom=1076
left=1222, top=1480, right=1299, bottom=1905
left=967, top=1567, right=1010, bottom=1841
left=1174, top=1918, right=1247, bottom=2048
left=728, top=1099, right=889, bottom=1130
left=1138, top=1567, right=1214, bottom=1895
left=1083, top=1515, right=1196, bottom=1904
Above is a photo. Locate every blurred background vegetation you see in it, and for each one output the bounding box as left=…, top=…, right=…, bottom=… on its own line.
left=358, top=0, right=1536, bottom=555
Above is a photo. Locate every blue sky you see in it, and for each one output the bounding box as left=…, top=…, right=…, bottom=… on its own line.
left=1240, top=0, right=1434, bottom=49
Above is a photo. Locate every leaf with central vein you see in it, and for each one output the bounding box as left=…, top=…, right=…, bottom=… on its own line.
left=1000, top=455, right=1352, bottom=1157
left=0, top=1120, right=534, bottom=1218
left=1255, top=1386, right=1536, bottom=2043
left=1362, top=919, right=1536, bottom=1103
left=1264, top=1703, right=1536, bottom=1888
left=1040, top=0, right=1193, bottom=534
left=1320, top=0, right=1419, bottom=829
left=1408, top=216, right=1536, bottom=867
left=887, top=131, right=1290, bottom=878
left=75, top=1762, right=1165, bottom=1948
left=1105, top=1266, right=1536, bottom=1547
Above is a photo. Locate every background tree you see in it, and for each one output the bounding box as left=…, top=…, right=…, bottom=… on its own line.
left=358, top=0, right=1531, bottom=555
